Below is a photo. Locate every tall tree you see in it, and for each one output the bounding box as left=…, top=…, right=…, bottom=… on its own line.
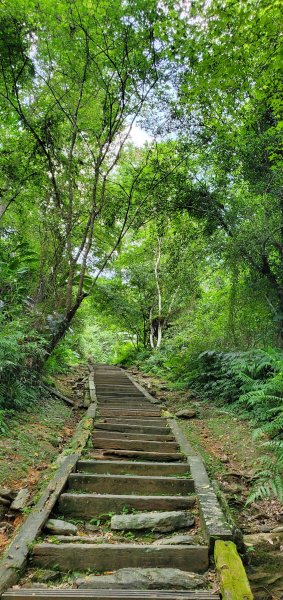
left=0, top=0, right=177, bottom=353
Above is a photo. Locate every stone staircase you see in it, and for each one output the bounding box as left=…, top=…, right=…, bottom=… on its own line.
left=2, top=365, right=221, bottom=600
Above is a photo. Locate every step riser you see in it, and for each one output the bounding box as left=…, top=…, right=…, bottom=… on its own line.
left=76, top=460, right=190, bottom=476
left=94, top=423, right=170, bottom=435
left=67, top=474, right=194, bottom=494
left=94, top=431, right=175, bottom=441
left=32, top=544, right=208, bottom=573
left=93, top=439, right=179, bottom=452
left=57, top=494, right=195, bottom=517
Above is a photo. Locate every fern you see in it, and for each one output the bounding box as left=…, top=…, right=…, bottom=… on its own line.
left=247, top=475, right=283, bottom=504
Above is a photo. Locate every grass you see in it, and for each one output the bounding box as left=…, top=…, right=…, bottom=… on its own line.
left=0, top=396, right=74, bottom=488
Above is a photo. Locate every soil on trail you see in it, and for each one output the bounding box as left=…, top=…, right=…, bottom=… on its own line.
left=0, top=366, right=87, bottom=557
left=126, top=367, right=283, bottom=600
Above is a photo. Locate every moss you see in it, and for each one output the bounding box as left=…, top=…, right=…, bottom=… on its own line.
left=214, top=540, right=253, bottom=600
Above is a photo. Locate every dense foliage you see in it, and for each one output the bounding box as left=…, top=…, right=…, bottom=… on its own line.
left=0, top=0, right=282, bottom=498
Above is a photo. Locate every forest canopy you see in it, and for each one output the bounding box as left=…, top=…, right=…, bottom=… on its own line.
left=0, top=0, right=282, bottom=499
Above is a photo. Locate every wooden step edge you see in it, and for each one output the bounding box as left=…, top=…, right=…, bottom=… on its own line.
left=3, top=592, right=219, bottom=599
left=31, top=543, right=209, bottom=573
left=77, top=460, right=189, bottom=467
left=69, top=473, right=192, bottom=482
left=59, top=492, right=196, bottom=502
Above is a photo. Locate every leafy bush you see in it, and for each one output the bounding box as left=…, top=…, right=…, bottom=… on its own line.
left=0, top=317, right=46, bottom=428
left=186, top=349, right=283, bottom=502
left=126, top=345, right=283, bottom=502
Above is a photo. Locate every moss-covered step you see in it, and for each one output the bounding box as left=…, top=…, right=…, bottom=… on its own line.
left=214, top=540, right=253, bottom=600
left=57, top=492, right=195, bottom=517
left=76, top=460, right=190, bottom=476
left=31, top=543, right=209, bottom=573
left=67, top=473, right=194, bottom=495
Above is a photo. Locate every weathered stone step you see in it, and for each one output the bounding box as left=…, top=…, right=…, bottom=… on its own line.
left=31, top=543, right=208, bottom=572
left=57, top=493, right=195, bottom=517
left=98, top=403, right=159, bottom=409
left=94, top=431, right=175, bottom=441
left=95, top=384, right=137, bottom=388
left=67, top=473, right=194, bottom=495
left=76, top=460, right=190, bottom=476
left=99, top=410, right=161, bottom=417
left=96, top=387, right=145, bottom=400
left=98, top=403, right=158, bottom=408
left=95, top=423, right=170, bottom=435
left=95, top=450, right=184, bottom=461
left=93, top=439, right=179, bottom=452
left=75, top=567, right=206, bottom=590
left=103, top=418, right=167, bottom=426
left=3, top=590, right=218, bottom=599
left=110, top=510, right=194, bottom=532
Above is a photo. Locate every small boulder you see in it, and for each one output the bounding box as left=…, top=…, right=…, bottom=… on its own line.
left=175, top=409, right=196, bottom=419
left=44, top=519, right=77, bottom=536
left=111, top=510, right=194, bottom=532
left=0, top=488, right=16, bottom=501
left=31, top=570, right=60, bottom=583
left=10, top=488, right=30, bottom=511
left=0, top=496, right=11, bottom=507
left=85, top=523, right=99, bottom=533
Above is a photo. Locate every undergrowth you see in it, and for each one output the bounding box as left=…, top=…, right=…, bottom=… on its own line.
left=121, top=346, right=283, bottom=503
left=0, top=318, right=46, bottom=432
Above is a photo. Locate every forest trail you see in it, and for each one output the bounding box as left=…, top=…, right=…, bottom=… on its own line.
left=0, top=365, right=253, bottom=600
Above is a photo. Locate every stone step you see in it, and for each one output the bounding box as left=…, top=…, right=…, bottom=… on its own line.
left=98, top=403, right=157, bottom=408
left=76, top=460, right=190, bottom=476
left=94, top=431, right=175, bottom=441
left=97, top=395, right=156, bottom=410
left=57, top=493, right=195, bottom=518
left=96, top=387, right=145, bottom=400
left=99, top=410, right=161, bottom=418
left=67, top=473, right=194, bottom=495
left=92, top=450, right=184, bottom=462
left=95, top=385, right=137, bottom=389
left=75, top=567, right=206, bottom=591
left=94, top=423, right=170, bottom=435
left=3, top=591, right=218, bottom=600
left=31, top=543, right=208, bottom=573
left=103, top=418, right=167, bottom=426
left=110, top=510, right=195, bottom=532
left=92, top=439, right=179, bottom=452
